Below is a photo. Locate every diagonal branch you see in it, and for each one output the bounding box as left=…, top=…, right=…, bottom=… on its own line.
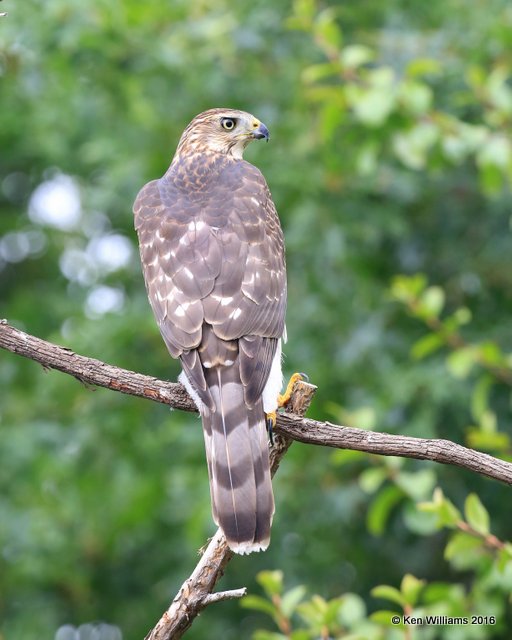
left=1, top=320, right=512, bottom=486
left=0, top=319, right=196, bottom=411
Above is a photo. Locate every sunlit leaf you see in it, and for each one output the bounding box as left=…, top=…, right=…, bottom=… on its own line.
left=371, top=585, right=406, bottom=607
left=281, top=585, right=307, bottom=618
left=411, top=333, right=444, bottom=360
left=369, top=610, right=403, bottom=627
left=400, top=574, right=425, bottom=607
left=367, top=485, right=404, bottom=536
left=444, top=532, right=485, bottom=569
left=359, top=467, right=387, bottom=494
left=395, top=470, right=436, bottom=501
left=340, top=44, right=374, bottom=68
left=241, top=595, right=277, bottom=618
left=464, top=493, right=490, bottom=536
left=446, top=346, right=478, bottom=379
left=257, top=571, right=284, bottom=598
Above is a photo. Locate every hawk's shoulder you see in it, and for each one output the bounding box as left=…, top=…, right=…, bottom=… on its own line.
left=133, top=178, right=171, bottom=231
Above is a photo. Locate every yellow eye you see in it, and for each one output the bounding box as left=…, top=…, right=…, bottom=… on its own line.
left=221, top=117, right=236, bottom=131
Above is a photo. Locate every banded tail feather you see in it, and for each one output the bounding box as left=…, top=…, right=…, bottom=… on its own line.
left=200, top=364, right=274, bottom=554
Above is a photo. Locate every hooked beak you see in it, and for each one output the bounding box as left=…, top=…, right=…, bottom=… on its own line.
left=252, top=122, right=270, bottom=141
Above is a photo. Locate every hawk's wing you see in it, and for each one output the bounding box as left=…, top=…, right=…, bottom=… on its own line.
left=134, top=158, right=286, bottom=408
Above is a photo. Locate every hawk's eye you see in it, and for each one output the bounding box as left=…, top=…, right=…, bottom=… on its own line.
left=221, top=117, right=237, bottom=131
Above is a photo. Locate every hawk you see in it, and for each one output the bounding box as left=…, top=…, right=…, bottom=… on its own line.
left=133, top=108, right=290, bottom=554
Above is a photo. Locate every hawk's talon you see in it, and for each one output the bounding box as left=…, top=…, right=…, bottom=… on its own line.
left=278, top=372, right=307, bottom=409
left=266, top=413, right=276, bottom=446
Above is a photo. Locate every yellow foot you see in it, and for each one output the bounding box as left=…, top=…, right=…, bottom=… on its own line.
left=265, top=373, right=308, bottom=446
left=266, top=411, right=277, bottom=445
left=278, top=372, right=308, bottom=408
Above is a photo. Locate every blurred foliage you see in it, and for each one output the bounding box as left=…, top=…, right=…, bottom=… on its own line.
left=246, top=492, right=512, bottom=638
left=1, top=0, right=512, bottom=638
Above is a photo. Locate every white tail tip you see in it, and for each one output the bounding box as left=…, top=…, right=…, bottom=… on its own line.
left=228, top=540, right=270, bottom=555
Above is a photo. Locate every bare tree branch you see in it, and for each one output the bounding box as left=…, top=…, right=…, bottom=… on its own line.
left=275, top=413, right=512, bottom=486
left=1, top=320, right=512, bottom=486
left=201, top=588, right=247, bottom=605
left=0, top=319, right=196, bottom=411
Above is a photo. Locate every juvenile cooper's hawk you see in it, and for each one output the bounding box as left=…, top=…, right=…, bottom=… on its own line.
left=133, top=108, right=287, bottom=554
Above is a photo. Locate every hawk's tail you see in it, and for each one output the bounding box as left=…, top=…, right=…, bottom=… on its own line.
left=202, top=363, right=274, bottom=554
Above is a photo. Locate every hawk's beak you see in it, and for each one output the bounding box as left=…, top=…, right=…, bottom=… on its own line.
left=252, top=122, right=270, bottom=141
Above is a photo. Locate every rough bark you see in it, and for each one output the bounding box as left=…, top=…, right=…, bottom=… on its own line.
left=1, top=320, right=511, bottom=486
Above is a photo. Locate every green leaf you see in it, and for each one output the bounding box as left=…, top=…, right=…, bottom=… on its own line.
left=403, top=500, right=440, bottom=536
left=423, top=582, right=466, bottom=606
left=367, top=485, right=403, bottom=536
left=479, top=409, right=497, bottom=433
left=292, top=0, right=315, bottom=21
left=314, top=9, right=342, bottom=50
left=253, top=632, right=288, bottom=640
left=347, top=406, right=377, bottom=430
left=466, top=428, right=510, bottom=452
left=390, top=274, right=428, bottom=304
left=485, top=66, right=512, bottom=112
left=337, top=593, right=367, bottom=626
left=297, top=595, right=328, bottom=626
left=411, top=333, right=444, bottom=360
left=281, top=585, right=307, bottom=618
left=476, top=135, right=511, bottom=194
left=419, top=286, right=445, bottom=318
left=399, top=80, right=432, bottom=115
left=444, top=532, right=484, bottom=569
left=340, top=44, right=374, bottom=68
left=287, top=0, right=315, bottom=29
left=393, top=122, right=439, bottom=170
left=438, top=499, right=463, bottom=528
left=464, top=493, right=490, bottom=536
left=480, top=340, right=504, bottom=366
left=395, top=470, right=436, bottom=501
left=331, top=449, right=366, bottom=466
left=302, top=62, right=342, bottom=84
left=418, top=488, right=462, bottom=528
left=406, top=57, right=442, bottom=77
left=241, top=595, right=277, bottom=618
left=453, top=307, right=472, bottom=325
left=370, top=610, right=403, bottom=627
left=442, top=134, right=470, bottom=163
left=446, top=346, right=478, bottom=379
left=257, top=570, right=284, bottom=597
left=355, top=142, right=379, bottom=176
left=471, top=375, right=493, bottom=422
left=400, top=574, right=425, bottom=607
left=479, top=161, right=504, bottom=194
left=345, top=68, right=396, bottom=126
left=496, top=545, right=512, bottom=573
left=371, top=585, right=406, bottom=607
left=319, top=101, right=346, bottom=142
left=324, top=596, right=345, bottom=625
left=477, top=134, right=511, bottom=171
left=359, top=467, right=387, bottom=494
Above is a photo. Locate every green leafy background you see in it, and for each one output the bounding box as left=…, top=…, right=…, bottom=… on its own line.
left=1, top=0, right=512, bottom=638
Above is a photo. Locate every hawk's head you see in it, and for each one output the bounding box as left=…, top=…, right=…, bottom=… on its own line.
left=175, top=108, right=270, bottom=160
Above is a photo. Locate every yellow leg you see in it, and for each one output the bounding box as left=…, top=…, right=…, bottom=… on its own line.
left=265, top=373, right=307, bottom=445
left=266, top=410, right=277, bottom=445
left=278, top=372, right=306, bottom=408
